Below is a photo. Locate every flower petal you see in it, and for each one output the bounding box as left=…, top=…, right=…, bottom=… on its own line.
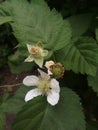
left=38, top=69, right=50, bottom=80
left=25, top=88, right=42, bottom=102
left=48, top=70, right=53, bottom=75
left=47, top=90, right=60, bottom=106
left=45, top=60, right=54, bottom=69
left=23, top=75, right=39, bottom=86
left=25, top=55, right=34, bottom=62
left=50, top=79, right=60, bottom=93
left=35, top=57, right=43, bottom=67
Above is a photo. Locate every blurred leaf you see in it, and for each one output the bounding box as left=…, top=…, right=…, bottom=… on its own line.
left=8, top=51, right=33, bottom=73
left=0, top=85, right=30, bottom=114
left=68, top=13, right=93, bottom=37
left=0, top=111, right=6, bottom=130
left=95, top=28, right=98, bottom=42
left=87, top=70, right=98, bottom=95
left=86, top=121, right=98, bottom=130
left=55, top=37, right=98, bottom=76
left=0, top=16, right=12, bottom=25
left=12, top=87, right=86, bottom=130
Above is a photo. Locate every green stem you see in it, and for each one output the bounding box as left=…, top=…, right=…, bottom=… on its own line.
left=0, top=83, right=22, bottom=88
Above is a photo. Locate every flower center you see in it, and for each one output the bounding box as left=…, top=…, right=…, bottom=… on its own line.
left=38, top=79, right=50, bottom=95
left=30, top=46, right=41, bottom=57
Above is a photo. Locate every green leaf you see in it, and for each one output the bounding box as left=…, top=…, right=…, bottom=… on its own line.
left=55, top=37, right=98, bottom=76
left=0, top=0, right=71, bottom=51
left=95, top=28, right=98, bottom=42
left=8, top=51, right=33, bottom=73
left=87, top=70, right=98, bottom=95
left=86, top=121, right=98, bottom=130
left=0, top=85, right=30, bottom=114
left=0, top=16, right=12, bottom=25
left=12, top=87, right=86, bottom=130
left=0, top=111, right=6, bottom=130
left=68, top=13, right=93, bottom=37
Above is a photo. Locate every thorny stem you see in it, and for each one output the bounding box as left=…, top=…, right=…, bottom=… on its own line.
left=0, top=83, right=22, bottom=88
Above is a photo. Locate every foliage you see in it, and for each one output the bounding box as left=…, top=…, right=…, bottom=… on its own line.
left=55, top=37, right=98, bottom=76
left=87, top=70, right=98, bottom=95
left=0, top=0, right=98, bottom=130
left=12, top=88, right=85, bottom=130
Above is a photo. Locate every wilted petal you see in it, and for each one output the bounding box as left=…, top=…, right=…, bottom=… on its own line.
left=47, top=90, right=59, bottom=106
left=45, top=60, right=54, bottom=69
left=38, top=69, right=50, bottom=80
left=25, top=88, right=42, bottom=102
left=25, top=55, right=34, bottom=62
left=23, top=75, right=39, bottom=86
left=50, top=79, right=60, bottom=93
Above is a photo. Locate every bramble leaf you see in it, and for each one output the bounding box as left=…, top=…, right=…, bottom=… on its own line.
left=12, top=87, right=86, bottom=130
left=8, top=51, right=33, bottom=73
left=68, top=13, right=93, bottom=37
left=0, top=16, right=12, bottom=25
left=55, top=37, right=98, bottom=76
left=0, top=111, right=6, bottom=130
left=0, top=85, right=30, bottom=114
left=87, top=70, right=98, bottom=95
left=95, top=28, right=98, bottom=42
left=0, top=0, right=71, bottom=51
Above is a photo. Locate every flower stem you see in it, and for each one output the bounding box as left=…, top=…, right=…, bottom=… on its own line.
left=0, top=83, right=22, bottom=88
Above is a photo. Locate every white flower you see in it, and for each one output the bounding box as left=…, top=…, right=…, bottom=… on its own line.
left=25, top=42, right=48, bottom=67
left=23, top=69, right=60, bottom=106
left=45, top=60, right=55, bottom=75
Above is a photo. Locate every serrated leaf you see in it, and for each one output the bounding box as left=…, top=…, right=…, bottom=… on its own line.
left=87, top=70, right=98, bottom=95
left=68, top=13, right=93, bottom=37
left=55, top=37, right=98, bottom=76
left=12, top=87, right=86, bottom=130
left=0, top=0, right=71, bottom=51
left=0, top=85, right=30, bottom=114
left=0, top=111, right=6, bottom=130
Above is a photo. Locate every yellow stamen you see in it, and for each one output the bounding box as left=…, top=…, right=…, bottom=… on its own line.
left=38, top=79, right=50, bottom=95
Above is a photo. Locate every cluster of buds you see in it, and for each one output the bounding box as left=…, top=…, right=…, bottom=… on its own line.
left=25, top=41, right=64, bottom=79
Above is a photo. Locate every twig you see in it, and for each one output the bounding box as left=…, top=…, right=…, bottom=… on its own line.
left=0, top=83, right=22, bottom=88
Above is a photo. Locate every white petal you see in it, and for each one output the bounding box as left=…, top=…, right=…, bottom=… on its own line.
left=48, top=70, right=53, bottom=75
left=45, top=60, right=54, bottom=69
left=47, top=91, right=60, bottom=106
left=38, top=69, right=50, bottom=80
left=23, top=75, right=39, bottom=86
left=50, top=79, right=60, bottom=93
left=25, top=88, right=42, bottom=102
